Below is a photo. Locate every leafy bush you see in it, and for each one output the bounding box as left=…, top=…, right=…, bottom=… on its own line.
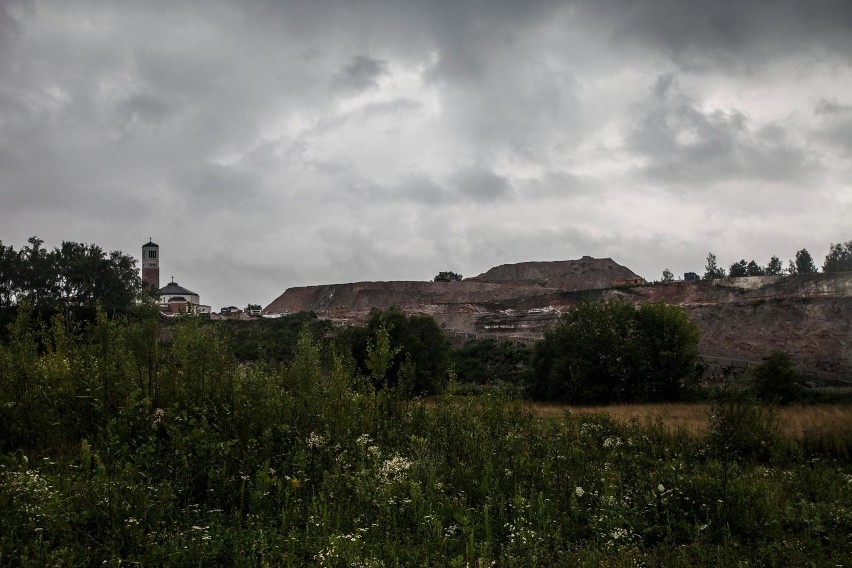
left=528, top=301, right=700, bottom=403
left=221, top=311, right=333, bottom=364
left=451, top=338, right=531, bottom=385
left=342, top=307, right=451, bottom=395
left=751, top=351, right=801, bottom=403
left=707, top=389, right=780, bottom=464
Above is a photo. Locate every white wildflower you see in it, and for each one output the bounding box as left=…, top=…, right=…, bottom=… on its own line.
left=378, top=455, right=412, bottom=484
left=356, top=434, right=372, bottom=447
left=306, top=432, right=326, bottom=449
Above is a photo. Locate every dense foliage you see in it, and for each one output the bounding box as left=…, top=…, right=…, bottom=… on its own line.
left=703, top=252, right=725, bottom=280
left=0, top=237, right=141, bottom=316
left=751, top=352, right=802, bottom=404
left=823, top=240, right=852, bottom=273
left=433, top=271, right=462, bottom=282
left=222, top=312, right=334, bottom=364
left=341, top=307, right=452, bottom=395
left=702, top=241, right=852, bottom=279
left=529, top=301, right=700, bottom=403
left=792, top=248, right=817, bottom=275
left=728, top=259, right=764, bottom=277
left=0, top=307, right=850, bottom=566
left=451, top=338, right=532, bottom=386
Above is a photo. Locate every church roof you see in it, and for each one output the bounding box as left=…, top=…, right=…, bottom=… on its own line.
left=158, top=281, right=197, bottom=296
left=143, top=240, right=159, bottom=248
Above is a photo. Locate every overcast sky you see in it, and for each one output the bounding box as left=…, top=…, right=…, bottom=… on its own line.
left=2, top=0, right=851, bottom=310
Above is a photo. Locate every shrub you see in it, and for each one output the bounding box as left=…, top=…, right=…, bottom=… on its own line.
left=528, top=301, right=700, bottom=403
left=707, top=389, right=780, bottom=464
left=751, top=352, right=801, bottom=403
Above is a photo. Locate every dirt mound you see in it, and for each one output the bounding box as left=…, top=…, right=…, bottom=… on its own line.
left=469, top=256, right=644, bottom=290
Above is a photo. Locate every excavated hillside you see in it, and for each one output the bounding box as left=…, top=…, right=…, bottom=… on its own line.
left=263, top=258, right=852, bottom=376
left=469, top=256, right=644, bottom=290
left=264, top=257, right=637, bottom=329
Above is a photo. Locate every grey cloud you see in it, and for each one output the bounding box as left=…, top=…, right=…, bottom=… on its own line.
left=361, top=98, right=423, bottom=117
left=451, top=167, right=513, bottom=203
left=626, top=74, right=815, bottom=184
left=815, top=98, right=852, bottom=115
left=813, top=108, right=852, bottom=151
left=345, top=167, right=516, bottom=207
left=0, top=0, right=29, bottom=48
left=2, top=0, right=850, bottom=311
left=116, top=94, right=174, bottom=125
left=525, top=171, right=597, bottom=199
left=333, top=55, right=388, bottom=92
left=586, top=0, right=852, bottom=72
left=172, top=162, right=263, bottom=214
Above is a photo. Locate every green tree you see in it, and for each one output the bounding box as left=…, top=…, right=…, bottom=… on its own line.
left=20, top=237, right=58, bottom=308
left=704, top=252, right=725, bottom=280
left=751, top=351, right=801, bottom=404
left=345, top=307, right=451, bottom=394
left=765, top=255, right=784, bottom=276
left=0, top=241, right=20, bottom=309
left=822, top=240, right=852, bottom=273
left=661, top=268, right=674, bottom=283
left=746, top=260, right=764, bottom=276
left=729, top=259, right=764, bottom=277
left=365, top=323, right=400, bottom=385
left=794, top=248, right=817, bottom=274
left=434, top=271, right=462, bottom=282
left=529, top=301, right=699, bottom=403
left=0, top=237, right=140, bottom=316
left=634, top=302, right=701, bottom=401
left=451, top=338, right=531, bottom=385
left=729, top=260, right=748, bottom=277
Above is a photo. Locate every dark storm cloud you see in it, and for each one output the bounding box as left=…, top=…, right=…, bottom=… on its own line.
left=626, top=74, right=814, bottom=184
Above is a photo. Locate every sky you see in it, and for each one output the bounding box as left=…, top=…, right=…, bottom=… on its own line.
left=1, top=0, right=851, bottom=310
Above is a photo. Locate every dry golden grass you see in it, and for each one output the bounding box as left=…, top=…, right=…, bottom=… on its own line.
left=524, top=402, right=852, bottom=438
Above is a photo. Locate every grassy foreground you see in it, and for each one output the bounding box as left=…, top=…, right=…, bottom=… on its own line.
left=1, top=317, right=851, bottom=566
left=3, top=393, right=851, bottom=566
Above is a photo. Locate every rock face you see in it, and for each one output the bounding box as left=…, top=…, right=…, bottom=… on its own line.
left=263, top=259, right=852, bottom=375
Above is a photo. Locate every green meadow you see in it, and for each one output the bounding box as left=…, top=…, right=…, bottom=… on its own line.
left=1, top=307, right=850, bottom=567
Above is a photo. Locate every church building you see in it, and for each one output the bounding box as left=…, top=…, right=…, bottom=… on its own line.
left=141, top=239, right=211, bottom=316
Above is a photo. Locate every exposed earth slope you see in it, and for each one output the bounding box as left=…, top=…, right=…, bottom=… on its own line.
left=264, top=258, right=852, bottom=375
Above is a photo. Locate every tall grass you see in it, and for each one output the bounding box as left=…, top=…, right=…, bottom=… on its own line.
left=528, top=402, right=852, bottom=438
left=0, top=311, right=850, bottom=566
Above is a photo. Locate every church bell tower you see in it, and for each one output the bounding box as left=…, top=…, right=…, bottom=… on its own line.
left=141, top=239, right=160, bottom=292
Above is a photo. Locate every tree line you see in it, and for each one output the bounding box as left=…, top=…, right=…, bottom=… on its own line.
left=3, top=236, right=832, bottom=407
left=0, top=236, right=141, bottom=315
left=662, top=239, right=852, bottom=281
